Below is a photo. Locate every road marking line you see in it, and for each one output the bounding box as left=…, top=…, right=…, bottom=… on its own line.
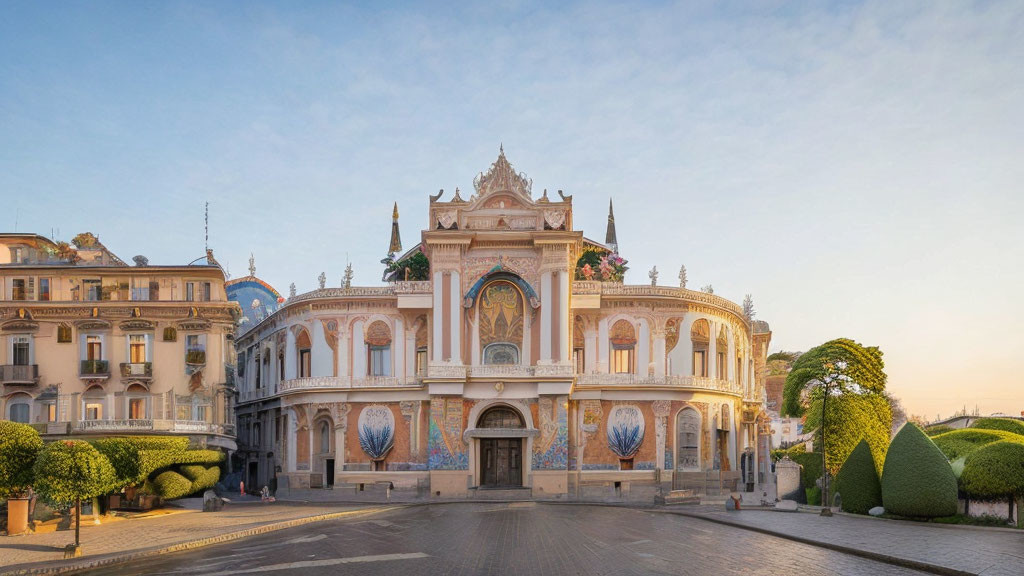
left=198, top=552, right=430, bottom=575
left=283, top=534, right=327, bottom=544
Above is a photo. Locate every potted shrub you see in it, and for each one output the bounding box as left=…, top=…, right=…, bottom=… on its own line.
left=0, top=422, right=43, bottom=535
left=33, top=440, right=116, bottom=556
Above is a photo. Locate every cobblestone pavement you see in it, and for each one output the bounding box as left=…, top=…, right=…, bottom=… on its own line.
left=677, top=507, right=1024, bottom=576
left=82, top=503, right=933, bottom=576
left=0, top=502, right=368, bottom=572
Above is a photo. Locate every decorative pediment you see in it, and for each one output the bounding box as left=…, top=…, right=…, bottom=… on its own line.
left=473, top=147, right=532, bottom=200
left=1, top=319, right=39, bottom=332
left=119, top=319, right=156, bottom=332
left=178, top=318, right=211, bottom=331
left=76, top=319, right=111, bottom=331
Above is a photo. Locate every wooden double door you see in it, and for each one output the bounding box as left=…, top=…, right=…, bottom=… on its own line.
left=481, top=438, right=522, bottom=487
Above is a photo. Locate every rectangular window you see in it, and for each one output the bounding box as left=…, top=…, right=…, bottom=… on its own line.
left=12, top=336, right=30, bottom=365
left=186, top=282, right=195, bottom=302
left=368, top=346, right=391, bottom=376
left=573, top=347, right=585, bottom=374
left=9, top=403, right=30, bottom=423
left=87, top=336, right=103, bottom=360
left=129, top=334, right=146, bottom=363
left=11, top=247, right=24, bottom=264
left=11, top=279, right=26, bottom=301
left=278, top=356, right=285, bottom=381
left=46, top=403, right=57, bottom=422
left=299, top=349, right=311, bottom=378
left=694, top=350, right=707, bottom=377
left=38, top=278, right=51, bottom=301
left=83, top=279, right=101, bottom=301
left=415, top=348, right=427, bottom=377
left=149, top=280, right=160, bottom=301
left=202, top=282, right=212, bottom=302
left=129, top=398, right=146, bottom=420
left=195, top=405, right=208, bottom=422
left=611, top=347, right=633, bottom=374
left=717, top=352, right=727, bottom=379
left=85, top=403, right=102, bottom=420
left=131, top=277, right=150, bottom=301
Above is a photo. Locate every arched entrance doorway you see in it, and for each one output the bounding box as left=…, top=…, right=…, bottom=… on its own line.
left=478, top=406, right=524, bottom=488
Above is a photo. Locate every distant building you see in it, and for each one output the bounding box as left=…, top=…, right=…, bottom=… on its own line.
left=929, top=413, right=1024, bottom=430
left=0, top=232, right=240, bottom=452
left=232, top=150, right=774, bottom=498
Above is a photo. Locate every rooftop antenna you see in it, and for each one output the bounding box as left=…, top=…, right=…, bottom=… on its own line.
left=14, top=207, right=19, bottom=232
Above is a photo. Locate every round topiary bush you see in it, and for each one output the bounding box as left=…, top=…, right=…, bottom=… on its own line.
left=153, top=470, right=194, bottom=500
left=881, top=423, right=958, bottom=518
left=959, top=441, right=1024, bottom=499
left=0, top=421, right=43, bottom=498
left=836, top=439, right=882, bottom=514
left=970, top=418, right=1024, bottom=437
left=33, top=440, right=116, bottom=508
left=931, top=428, right=1024, bottom=460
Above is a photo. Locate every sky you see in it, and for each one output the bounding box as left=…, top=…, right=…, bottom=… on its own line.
left=2, top=1, right=1022, bottom=420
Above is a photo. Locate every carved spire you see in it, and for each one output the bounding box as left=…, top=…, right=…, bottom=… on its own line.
left=388, top=202, right=402, bottom=255
left=248, top=254, right=256, bottom=277
left=343, top=262, right=354, bottom=289
left=605, top=198, right=618, bottom=253
left=473, top=145, right=532, bottom=199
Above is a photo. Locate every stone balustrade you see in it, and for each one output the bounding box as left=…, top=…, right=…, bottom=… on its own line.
left=571, top=283, right=746, bottom=319
left=574, top=373, right=743, bottom=395
left=278, top=375, right=412, bottom=392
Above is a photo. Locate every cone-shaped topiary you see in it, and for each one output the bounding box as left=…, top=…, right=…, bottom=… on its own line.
left=836, top=439, right=882, bottom=514
left=881, top=423, right=958, bottom=518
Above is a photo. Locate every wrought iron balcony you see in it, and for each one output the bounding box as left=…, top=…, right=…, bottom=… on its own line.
left=185, top=349, right=207, bottom=366
left=0, top=364, right=39, bottom=385
left=77, top=419, right=154, bottom=432
left=80, top=359, right=110, bottom=377
left=120, top=362, right=153, bottom=379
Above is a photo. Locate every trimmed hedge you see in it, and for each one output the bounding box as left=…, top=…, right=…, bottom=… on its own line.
left=970, top=418, right=1024, bottom=437
left=881, top=423, right=958, bottom=518
left=181, top=465, right=221, bottom=493
left=152, top=470, right=193, bottom=500
left=789, top=452, right=824, bottom=496
left=925, top=425, right=953, bottom=437
left=931, top=429, right=1024, bottom=461
left=91, top=437, right=202, bottom=488
left=836, top=439, right=882, bottom=514
left=33, top=440, right=117, bottom=508
left=139, top=449, right=224, bottom=479
left=0, top=421, right=43, bottom=498
left=959, top=441, right=1024, bottom=499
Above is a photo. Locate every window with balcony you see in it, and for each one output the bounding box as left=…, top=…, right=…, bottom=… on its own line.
left=11, top=278, right=28, bottom=301
left=299, top=349, right=311, bottom=378
left=12, top=336, right=30, bottom=365
left=129, top=398, right=146, bottom=419
left=129, top=334, right=147, bottom=363
left=611, top=348, right=633, bottom=374
left=85, top=403, right=102, bottom=420
left=45, top=403, right=57, bottom=422
left=185, top=334, right=206, bottom=365
left=38, top=278, right=50, bottom=301
left=87, top=336, right=102, bottom=361
left=369, top=346, right=391, bottom=376
left=691, top=319, right=710, bottom=378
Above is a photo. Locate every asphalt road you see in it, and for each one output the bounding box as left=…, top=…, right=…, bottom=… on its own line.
left=84, top=503, right=930, bottom=576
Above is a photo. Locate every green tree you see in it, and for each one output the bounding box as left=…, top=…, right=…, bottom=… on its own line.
left=835, top=440, right=882, bottom=514
left=0, top=421, right=43, bottom=498
left=881, top=423, right=958, bottom=518
left=33, top=440, right=117, bottom=549
left=781, top=338, right=888, bottom=512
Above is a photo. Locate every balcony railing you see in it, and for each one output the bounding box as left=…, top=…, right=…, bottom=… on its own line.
left=120, top=362, right=153, bottom=378
left=0, top=364, right=39, bottom=384
left=575, top=373, right=743, bottom=395
left=465, top=364, right=575, bottom=378
left=77, top=418, right=153, bottom=431
left=185, top=349, right=207, bottom=365
left=278, top=376, right=411, bottom=392
left=80, top=359, right=110, bottom=377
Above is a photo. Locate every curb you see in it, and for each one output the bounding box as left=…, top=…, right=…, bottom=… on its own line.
left=650, top=509, right=978, bottom=576
left=0, top=506, right=396, bottom=576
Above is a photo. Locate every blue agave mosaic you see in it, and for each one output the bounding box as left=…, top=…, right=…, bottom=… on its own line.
left=606, top=405, right=645, bottom=459
left=358, top=405, right=395, bottom=460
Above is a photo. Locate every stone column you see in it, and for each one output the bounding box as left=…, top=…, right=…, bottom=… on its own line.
left=432, top=271, right=444, bottom=363
left=337, top=332, right=350, bottom=380
left=540, top=271, right=552, bottom=362
left=597, top=317, right=609, bottom=373
left=708, top=322, right=717, bottom=380
left=584, top=330, right=597, bottom=373
left=637, top=319, right=650, bottom=376
left=351, top=320, right=365, bottom=378
left=405, top=334, right=416, bottom=382
left=394, top=317, right=404, bottom=380
left=449, top=271, right=461, bottom=364
left=653, top=330, right=666, bottom=378
left=285, top=329, right=297, bottom=380
left=558, top=269, right=570, bottom=363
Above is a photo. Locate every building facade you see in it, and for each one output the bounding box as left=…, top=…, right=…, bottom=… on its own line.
left=0, top=233, right=239, bottom=451
left=233, top=150, right=773, bottom=499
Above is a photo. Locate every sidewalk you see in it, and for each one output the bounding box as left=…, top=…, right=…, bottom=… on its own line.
left=664, top=506, right=1023, bottom=576
left=0, top=501, right=385, bottom=575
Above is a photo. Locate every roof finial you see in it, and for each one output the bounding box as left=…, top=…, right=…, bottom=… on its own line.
left=605, top=198, right=619, bottom=253
left=248, top=253, right=256, bottom=277
left=388, top=201, right=403, bottom=255
left=499, top=143, right=504, bottom=155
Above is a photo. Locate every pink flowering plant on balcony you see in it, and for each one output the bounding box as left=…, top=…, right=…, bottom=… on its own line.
left=575, top=249, right=628, bottom=282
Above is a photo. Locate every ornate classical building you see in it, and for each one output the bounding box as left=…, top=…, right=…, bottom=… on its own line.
left=233, top=150, right=773, bottom=499
left=0, top=233, right=240, bottom=451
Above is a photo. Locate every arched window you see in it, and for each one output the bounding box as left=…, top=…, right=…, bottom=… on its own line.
left=82, top=385, right=105, bottom=420
left=691, top=319, right=710, bottom=377
left=676, top=407, right=701, bottom=471
left=126, top=383, right=148, bottom=420
left=296, top=329, right=312, bottom=378
left=7, top=394, right=31, bottom=423
left=320, top=421, right=330, bottom=453
left=478, top=282, right=524, bottom=365
left=365, top=320, right=392, bottom=376
left=609, top=319, right=636, bottom=374
left=479, top=406, right=524, bottom=429
left=716, top=326, right=728, bottom=380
